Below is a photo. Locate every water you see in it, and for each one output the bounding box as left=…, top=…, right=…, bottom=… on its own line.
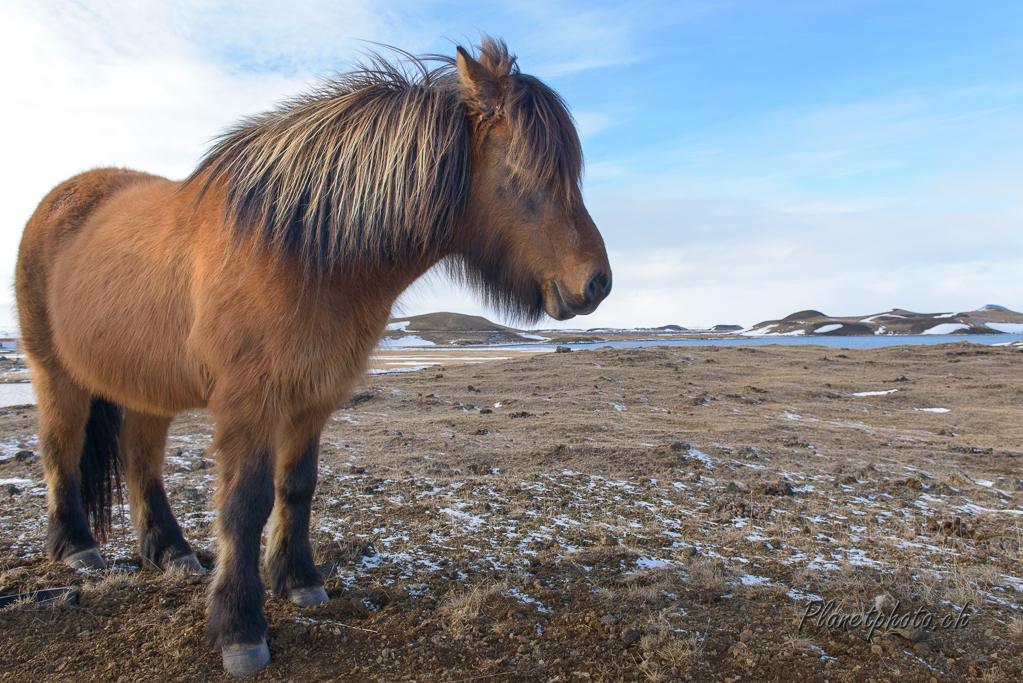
left=489, top=333, right=1023, bottom=352
left=2, top=334, right=1019, bottom=405
left=0, top=383, right=36, bottom=408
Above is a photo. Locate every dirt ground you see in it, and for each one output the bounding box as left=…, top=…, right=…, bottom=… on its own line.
left=1, top=342, right=1022, bottom=682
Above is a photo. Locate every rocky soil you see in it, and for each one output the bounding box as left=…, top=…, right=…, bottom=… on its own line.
left=2, top=342, right=1022, bottom=682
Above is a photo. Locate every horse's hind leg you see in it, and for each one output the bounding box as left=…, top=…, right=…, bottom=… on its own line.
left=265, top=414, right=331, bottom=607
left=120, top=410, right=203, bottom=573
left=35, top=366, right=104, bottom=569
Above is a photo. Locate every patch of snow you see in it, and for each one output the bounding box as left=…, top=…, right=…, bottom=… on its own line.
left=922, top=323, right=968, bottom=335
left=853, top=389, right=897, bottom=396
left=385, top=320, right=410, bottom=331
left=517, top=333, right=551, bottom=341
left=787, top=589, right=823, bottom=601
left=744, top=325, right=773, bottom=337
left=633, top=557, right=671, bottom=572
left=934, top=313, right=955, bottom=319
left=740, top=574, right=772, bottom=586
left=376, top=335, right=435, bottom=347
left=813, top=324, right=842, bottom=334
left=914, top=408, right=950, bottom=413
left=987, top=322, right=1023, bottom=333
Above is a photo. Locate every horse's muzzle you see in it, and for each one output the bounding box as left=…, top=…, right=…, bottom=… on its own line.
left=546, top=269, right=612, bottom=320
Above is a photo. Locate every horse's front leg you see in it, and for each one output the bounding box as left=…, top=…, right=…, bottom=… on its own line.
left=265, top=415, right=330, bottom=607
left=204, top=422, right=275, bottom=677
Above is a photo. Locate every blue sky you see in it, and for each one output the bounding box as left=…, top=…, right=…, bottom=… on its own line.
left=1, top=1, right=1021, bottom=331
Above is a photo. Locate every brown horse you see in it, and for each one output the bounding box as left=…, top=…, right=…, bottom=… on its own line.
left=16, top=38, right=610, bottom=677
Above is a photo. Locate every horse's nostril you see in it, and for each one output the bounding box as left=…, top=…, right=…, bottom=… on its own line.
left=585, top=270, right=610, bottom=303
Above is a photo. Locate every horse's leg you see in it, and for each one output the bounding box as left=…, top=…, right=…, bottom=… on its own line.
left=265, top=414, right=330, bottom=607
left=204, top=414, right=276, bottom=677
left=120, top=410, right=203, bottom=573
left=35, top=365, right=102, bottom=569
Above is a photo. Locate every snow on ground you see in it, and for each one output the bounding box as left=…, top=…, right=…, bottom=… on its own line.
left=987, top=322, right=1023, bottom=333
left=813, top=324, right=842, bottom=334
left=376, top=335, right=436, bottom=347
left=922, top=323, right=969, bottom=335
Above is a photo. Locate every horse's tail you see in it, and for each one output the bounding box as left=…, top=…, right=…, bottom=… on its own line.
left=80, top=397, right=124, bottom=542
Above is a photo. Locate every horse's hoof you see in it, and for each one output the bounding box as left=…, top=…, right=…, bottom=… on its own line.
left=290, top=586, right=329, bottom=608
left=165, top=554, right=207, bottom=575
left=65, top=549, right=106, bottom=570
left=222, top=641, right=271, bottom=678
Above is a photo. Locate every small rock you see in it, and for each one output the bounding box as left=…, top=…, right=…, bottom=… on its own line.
left=871, top=644, right=883, bottom=656
left=763, top=481, right=794, bottom=496
left=739, top=630, right=753, bottom=643
left=344, top=390, right=379, bottom=408
left=725, top=482, right=744, bottom=494
left=669, top=442, right=690, bottom=452
left=892, top=627, right=927, bottom=643
left=621, top=628, right=641, bottom=646
left=948, top=472, right=973, bottom=486
left=479, top=408, right=492, bottom=414
left=350, top=597, right=369, bottom=615
left=14, top=450, right=35, bottom=463
left=555, top=346, right=572, bottom=353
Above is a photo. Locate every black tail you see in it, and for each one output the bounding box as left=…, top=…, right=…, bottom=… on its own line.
left=80, top=398, right=123, bottom=542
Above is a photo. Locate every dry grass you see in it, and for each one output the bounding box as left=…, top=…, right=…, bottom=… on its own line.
left=687, top=558, right=726, bottom=592
left=435, top=580, right=506, bottom=633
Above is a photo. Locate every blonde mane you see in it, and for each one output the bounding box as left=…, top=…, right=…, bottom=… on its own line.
left=188, top=38, right=582, bottom=273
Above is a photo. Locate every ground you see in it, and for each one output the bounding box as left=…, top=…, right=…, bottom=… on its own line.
left=1, top=342, right=1021, bottom=682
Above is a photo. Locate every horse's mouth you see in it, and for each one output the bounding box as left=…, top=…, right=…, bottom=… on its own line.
left=545, top=280, right=576, bottom=321
left=544, top=278, right=605, bottom=321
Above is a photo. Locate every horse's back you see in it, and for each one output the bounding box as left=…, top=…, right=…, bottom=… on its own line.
left=19, top=168, right=166, bottom=257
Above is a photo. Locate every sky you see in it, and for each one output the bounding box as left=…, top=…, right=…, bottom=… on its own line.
left=1, top=1, right=1021, bottom=332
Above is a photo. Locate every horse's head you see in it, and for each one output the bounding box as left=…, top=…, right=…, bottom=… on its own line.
left=451, top=41, right=611, bottom=322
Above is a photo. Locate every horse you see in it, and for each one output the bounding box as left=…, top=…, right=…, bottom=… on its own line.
left=15, top=38, right=611, bottom=677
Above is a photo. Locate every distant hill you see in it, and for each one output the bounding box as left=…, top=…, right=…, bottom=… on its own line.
left=382, top=312, right=531, bottom=346
left=745, top=306, right=1023, bottom=337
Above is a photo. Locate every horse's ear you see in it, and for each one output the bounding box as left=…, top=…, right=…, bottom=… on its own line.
left=456, top=46, right=500, bottom=115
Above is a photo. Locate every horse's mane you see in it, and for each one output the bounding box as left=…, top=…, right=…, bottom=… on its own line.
left=187, top=38, right=582, bottom=273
